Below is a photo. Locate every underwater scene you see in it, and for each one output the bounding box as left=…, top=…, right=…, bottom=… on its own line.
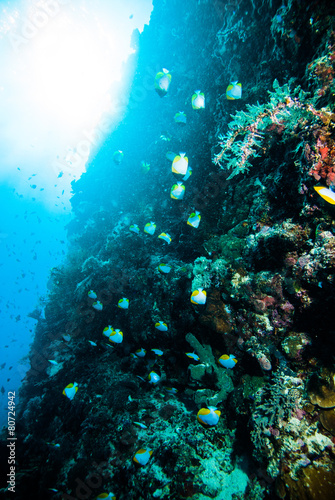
left=1, top=0, right=335, bottom=498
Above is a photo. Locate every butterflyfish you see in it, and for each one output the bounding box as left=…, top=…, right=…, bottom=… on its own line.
left=314, top=186, right=335, bottom=205
left=187, top=211, right=201, bottom=228
left=109, top=329, right=123, bottom=344
left=158, top=233, right=172, bottom=244
left=197, top=406, right=221, bottom=426
left=118, top=298, right=129, bottom=309
left=92, top=301, right=103, bottom=311
left=135, top=348, right=146, bottom=357
left=192, top=90, right=205, bottom=109
left=226, top=81, right=242, bottom=100
left=154, top=68, right=172, bottom=97
left=172, top=153, right=188, bottom=176
left=133, top=448, right=153, bottom=465
left=148, top=371, right=161, bottom=384
left=95, top=493, right=116, bottom=500
left=129, top=224, right=140, bottom=234
left=113, top=150, right=124, bottom=164
left=62, top=382, right=78, bottom=400
left=103, top=325, right=114, bottom=337
left=218, top=354, right=237, bottom=369
left=158, top=263, right=171, bottom=274
left=170, top=182, right=185, bottom=200
left=151, top=348, right=164, bottom=356
left=155, top=321, right=168, bottom=331
left=190, top=288, right=207, bottom=305
left=174, top=111, right=187, bottom=125
left=144, top=222, right=156, bottom=235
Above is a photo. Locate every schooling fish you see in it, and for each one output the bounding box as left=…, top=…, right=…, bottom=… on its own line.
left=155, top=321, right=168, bottom=332
left=129, top=224, right=140, bottom=234
left=191, top=288, right=207, bottom=305
left=144, top=222, right=156, bottom=235
left=154, top=68, right=171, bottom=97
left=62, top=382, right=78, bottom=400
left=174, top=111, right=187, bottom=125
left=148, top=371, right=161, bottom=384
left=197, top=406, right=221, bottom=426
left=170, top=182, right=185, bottom=200
left=133, top=448, right=153, bottom=465
left=95, top=493, right=116, bottom=500
left=226, top=81, right=242, bottom=100
left=187, top=211, right=201, bottom=228
left=218, top=354, right=237, bottom=369
left=92, top=301, right=103, bottom=311
left=158, top=233, right=172, bottom=244
left=192, top=90, right=205, bottom=109
left=113, top=150, right=124, bottom=164
left=135, top=348, right=146, bottom=357
left=118, top=297, right=129, bottom=309
left=103, top=325, right=114, bottom=338
left=109, top=329, right=123, bottom=344
left=172, top=153, right=188, bottom=176
left=158, top=263, right=171, bottom=274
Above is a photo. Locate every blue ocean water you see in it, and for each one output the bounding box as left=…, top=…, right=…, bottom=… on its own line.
left=0, top=0, right=153, bottom=430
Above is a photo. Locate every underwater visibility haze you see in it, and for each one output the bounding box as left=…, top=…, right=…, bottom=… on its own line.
left=1, top=0, right=335, bottom=498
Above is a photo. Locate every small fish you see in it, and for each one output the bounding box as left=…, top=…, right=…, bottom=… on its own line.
left=113, top=150, right=124, bottom=164
left=151, top=348, right=163, bottom=356
left=192, top=90, right=205, bottom=109
left=158, top=263, right=171, bottom=274
left=148, top=371, right=160, bottom=385
left=135, top=348, right=146, bottom=358
left=314, top=186, right=335, bottom=205
left=218, top=354, right=237, bottom=369
left=190, top=288, right=207, bottom=305
left=170, top=182, right=185, bottom=200
left=103, top=326, right=114, bottom=338
left=88, top=340, right=97, bottom=346
left=166, top=151, right=177, bottom=162
left=133, top=448, right=153, bottom=465
left=134, top=421, right=148, bottom=429
left=165, top=387, right=178, bottom=394
left=187, top=211, right=201, bottom=228
left=174, top=111, right=187, bottom=125
left=158, top=233, right=172, bottom=244
left=197, top=406, right=221, bottom=427
left=88, top=290, right=97, bottom=299
left=108, top=329, right=123, bottom=344
left=140, top=161, right=150, bottom=174
left=186, top=352, right=200, bottom=361
left=160, top=130, right=171, bottom=141
left=182, top=167, right=192, bottom=181
left=144, top=222, right=156, bottom=235
left=92, top=301, right=103, bottom=311
left=96, top=493, right=116, bottom=500
left=226, top=81, right=242, bottom=100
left=154, top=68, right=171, bottom=97
left=48, top=360, right=58, bottom=366
left=62, top=382, right=78, bottom=400
left=118, top=297, right=129, bottom=309
left=155, top=321, right=168, bottom=332
left=172, top=153, right=188, bottom=176
left=129, top=224, right=140, bottom=235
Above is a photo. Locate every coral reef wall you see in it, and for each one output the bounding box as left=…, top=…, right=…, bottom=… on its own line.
left=2, top=0, right=335, bottom=499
